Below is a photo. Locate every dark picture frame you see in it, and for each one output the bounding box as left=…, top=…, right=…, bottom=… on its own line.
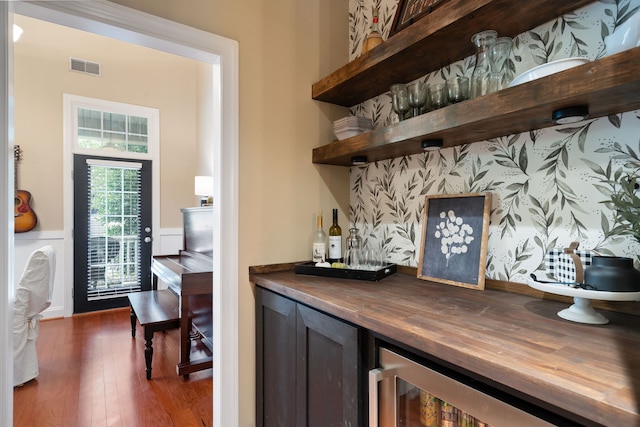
left=390, top=0, right=448, bottom=36
left=417, top=193, right=491, bottom=290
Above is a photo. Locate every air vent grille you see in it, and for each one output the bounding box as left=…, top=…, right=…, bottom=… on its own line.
left=69, top=58, right=101, bottom=76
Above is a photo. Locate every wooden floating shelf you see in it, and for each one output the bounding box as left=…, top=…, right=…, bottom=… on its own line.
left=312, top=48, right=640, bottom=166
left=311, top=0, right=593, bottom=107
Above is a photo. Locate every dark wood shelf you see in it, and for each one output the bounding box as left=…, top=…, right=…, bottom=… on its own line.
left=312, top=48, right=640, bottom=166
left=311, top=0, right=593, bottom=107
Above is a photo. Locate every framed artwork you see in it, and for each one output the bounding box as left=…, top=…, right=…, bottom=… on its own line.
left=417, top=193, right=491, bottom=290
left=390, top=0, right=448, bottom=36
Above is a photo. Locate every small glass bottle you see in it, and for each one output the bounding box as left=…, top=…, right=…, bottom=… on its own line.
left=470, top=30, right=498, bottom=98
left=346, top=228, right=362, bottom=251
left=312, top=211, right=327, bottom=263
left=344, top=228, right=363, bottom=268
left=328, top=209, right=342, bottom=263
left=361, top=6, right=383, bottom=55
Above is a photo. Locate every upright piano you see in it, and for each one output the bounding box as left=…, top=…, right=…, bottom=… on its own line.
left=151, top=206, right=213, bottom=376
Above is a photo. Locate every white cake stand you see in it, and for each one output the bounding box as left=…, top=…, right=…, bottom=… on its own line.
left=526, top=277, right=640, bottom=325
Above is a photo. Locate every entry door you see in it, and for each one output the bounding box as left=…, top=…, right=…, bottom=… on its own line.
left=73, top=154, right=152, bottom=313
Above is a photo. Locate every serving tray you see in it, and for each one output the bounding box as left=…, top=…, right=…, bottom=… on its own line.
left=294, top=261, right=397, bottom=281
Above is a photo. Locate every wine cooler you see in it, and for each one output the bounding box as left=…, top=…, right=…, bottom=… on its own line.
left=369, top=347, right=555, bottom=427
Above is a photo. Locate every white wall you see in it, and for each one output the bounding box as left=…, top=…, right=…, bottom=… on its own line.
left=14, top=227, right=183, bottom=318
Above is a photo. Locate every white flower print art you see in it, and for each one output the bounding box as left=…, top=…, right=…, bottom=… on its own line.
left=418, top=194, right=491, bottom=290
left=435, top=210, right=475, bottom=267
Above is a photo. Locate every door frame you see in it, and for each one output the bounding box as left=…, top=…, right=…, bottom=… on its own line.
left=72, top=155, right=154, bottom=313
left=64, top=94, right=160, bottom=314
left=1, top=2, right=239, bottom=426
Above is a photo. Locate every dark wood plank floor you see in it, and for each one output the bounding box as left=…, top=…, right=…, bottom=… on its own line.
left=13, top=308, right=212, bottom=427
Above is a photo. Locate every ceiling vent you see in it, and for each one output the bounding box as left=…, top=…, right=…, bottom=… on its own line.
left=69, top=58, right=101, bottom=76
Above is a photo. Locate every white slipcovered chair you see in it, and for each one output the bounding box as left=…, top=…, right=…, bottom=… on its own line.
left=13, top=245, right=56, bottom=387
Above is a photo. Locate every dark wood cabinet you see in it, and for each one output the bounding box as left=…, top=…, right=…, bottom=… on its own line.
left=256, top=287, right=362, bottom=427
left=250, top=268, right=640, bottom=425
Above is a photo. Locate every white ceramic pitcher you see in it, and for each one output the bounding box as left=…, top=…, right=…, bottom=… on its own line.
left=605, top=11, right=640, bottom=56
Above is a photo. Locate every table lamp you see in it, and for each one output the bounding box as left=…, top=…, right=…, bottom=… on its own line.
left=194, top=176, right=213, bottom=206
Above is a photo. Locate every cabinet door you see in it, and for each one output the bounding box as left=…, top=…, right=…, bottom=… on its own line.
left=296, top=304, right=360, bottom=427
left=256, top=288, right=297, bottom=427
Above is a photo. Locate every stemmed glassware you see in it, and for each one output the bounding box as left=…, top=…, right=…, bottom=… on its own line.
left=446, top=76, right=470, bottom=104
left=390, top=83, right=410, bottom=121
left=407, top=82, right=428, bottom=117
left=429, top=83, right=447, bottom=110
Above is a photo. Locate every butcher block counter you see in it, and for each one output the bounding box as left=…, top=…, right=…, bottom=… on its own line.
left=250, top=266, right=640, bottom=426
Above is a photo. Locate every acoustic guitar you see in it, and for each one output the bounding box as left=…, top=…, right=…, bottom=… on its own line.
left=14, top=145, right=38, bottom=233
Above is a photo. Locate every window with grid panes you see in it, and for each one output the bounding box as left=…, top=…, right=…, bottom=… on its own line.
left=77, top=108, right=149, bottom=153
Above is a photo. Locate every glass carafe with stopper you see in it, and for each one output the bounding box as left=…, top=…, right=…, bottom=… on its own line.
left=470, top=30, right=497, bottom=98
left=345, top=228, right=363, bottom=268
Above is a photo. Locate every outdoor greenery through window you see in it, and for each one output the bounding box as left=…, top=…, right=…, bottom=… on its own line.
left=87, top=160, right=142, bottom=300
left=78, top=108, right=148, bottom=153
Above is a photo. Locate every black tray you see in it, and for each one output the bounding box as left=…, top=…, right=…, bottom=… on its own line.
left=294, top=261, right=397, bottom=281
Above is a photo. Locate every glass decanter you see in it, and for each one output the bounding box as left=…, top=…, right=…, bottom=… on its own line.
left=469, top=30, right=497, bottom=98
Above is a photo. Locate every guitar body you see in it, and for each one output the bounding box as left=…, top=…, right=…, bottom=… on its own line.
left=15, top=189, right=38, bottom=233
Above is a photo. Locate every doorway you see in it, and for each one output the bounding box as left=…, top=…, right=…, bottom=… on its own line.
left=65, top=95, right=159, bottom=313
left=73, top=155, right=152, bottom=313
left=2, top=2, right=240, bottom=426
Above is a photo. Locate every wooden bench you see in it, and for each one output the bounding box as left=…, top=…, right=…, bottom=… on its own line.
left=128, top=289, right=180, bottom=379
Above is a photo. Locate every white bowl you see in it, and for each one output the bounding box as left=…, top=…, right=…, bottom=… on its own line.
left=508, top=57, right=590, bottom=87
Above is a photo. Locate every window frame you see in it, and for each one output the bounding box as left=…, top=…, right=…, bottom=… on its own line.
left=65, top=94, right=159, bottom=161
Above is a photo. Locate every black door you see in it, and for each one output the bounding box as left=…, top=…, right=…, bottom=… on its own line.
left=73, top=154, right=152, bottom=313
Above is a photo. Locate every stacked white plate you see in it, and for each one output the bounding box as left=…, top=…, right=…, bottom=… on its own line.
left=333, top=116, right=373, bottom=140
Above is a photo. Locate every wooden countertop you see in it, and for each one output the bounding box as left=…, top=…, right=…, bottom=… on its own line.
left=249, top=267, right=640, bottom=426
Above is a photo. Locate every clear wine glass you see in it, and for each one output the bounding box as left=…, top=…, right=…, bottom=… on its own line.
left=429, top=83, right=447, bottom=110
left=407, top=81, right=428, bottom=117
left=390, top=83, right=410, bottom=121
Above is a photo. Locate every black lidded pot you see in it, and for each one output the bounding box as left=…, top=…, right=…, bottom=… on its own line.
left=584, top=256, right=640, bottom=292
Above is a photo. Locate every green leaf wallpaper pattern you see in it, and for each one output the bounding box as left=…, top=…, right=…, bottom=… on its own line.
left=347, top=0, right=640, bottom=282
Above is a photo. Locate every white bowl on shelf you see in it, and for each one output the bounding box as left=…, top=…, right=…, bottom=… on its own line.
left=509, top=57, right=590, bottom=87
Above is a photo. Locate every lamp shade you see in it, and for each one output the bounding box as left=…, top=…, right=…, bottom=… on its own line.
left=194, top=176, right=213, bottom=196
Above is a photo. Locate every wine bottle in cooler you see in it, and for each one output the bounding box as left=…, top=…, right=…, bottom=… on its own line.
left=328, top=209, right=342, bottom=263
left=312, top=211, right=327, bottom=263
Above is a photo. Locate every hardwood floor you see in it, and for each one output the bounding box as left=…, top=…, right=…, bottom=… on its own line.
left=13, top=308, right=212, bottom=427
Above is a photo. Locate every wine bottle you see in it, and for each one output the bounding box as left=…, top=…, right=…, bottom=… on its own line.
left=361, top=6, right=383, bottom=55
left=328, top=209, right=342, bottom=262
left=312, top=210, right=327, bottom=263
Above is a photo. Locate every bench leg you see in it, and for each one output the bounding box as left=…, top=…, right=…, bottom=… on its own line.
left=144, top=328, right=154, bottom=380
left=130, top=306, right=137, bottom=338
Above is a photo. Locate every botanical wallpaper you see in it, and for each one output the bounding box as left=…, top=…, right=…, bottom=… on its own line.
left=347, top=0, right=640, bottom=282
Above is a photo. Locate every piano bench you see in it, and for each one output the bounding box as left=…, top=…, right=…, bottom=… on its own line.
left=128, top=290, right=181, bottom=380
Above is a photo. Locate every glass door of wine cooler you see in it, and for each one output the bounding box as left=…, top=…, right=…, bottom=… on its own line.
left=369, top=348, right=554, bottom=427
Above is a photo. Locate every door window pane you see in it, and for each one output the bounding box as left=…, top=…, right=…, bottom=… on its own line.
left=87, top=162, right=142, bottom=300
